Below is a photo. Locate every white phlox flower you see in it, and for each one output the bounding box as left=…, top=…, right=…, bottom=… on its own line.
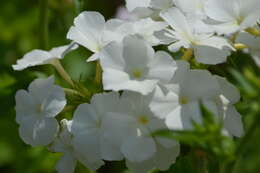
left=70, top=92, right=127, bottom=171
left=204, top=0, right=260, bottom=35
left=100, top=35, right=177, bottom=95
left=102, top=91, right=180, bottom=172
left=157, top=7, right=234, bottom=64
left=15, top=76, right=66, bottom=146
left=67, top=11, right=129, bottom=62
left=125, top=0, right=174, bottom=20
left=236, top=31, right=260, bottom=67
left=12, top=43, right=78, bottom=71
left=215, top=76, right=244, bottom=137
left=150, top=69, right=222, bottom=130
left=49, top=119, right=77, bottom=173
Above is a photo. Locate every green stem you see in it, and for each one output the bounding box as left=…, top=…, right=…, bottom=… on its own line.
left=39, top=0, right=49, bottom=49
left=95, top=61, right=102, bottom=85
left=50, top=59, right=75, bottom=87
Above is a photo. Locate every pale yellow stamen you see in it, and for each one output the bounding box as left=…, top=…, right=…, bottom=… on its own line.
left=133, top=70, right=142, bottom=78
left=138, top=115, right=149, bottom=125
left=179, top=96, right=189, bottom=105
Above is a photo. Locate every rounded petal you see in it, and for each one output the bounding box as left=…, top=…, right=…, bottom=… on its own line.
left=215, top=76, right=240, bottom=104
left=28, top=76, right=66, bottom=118
left=181, top=70, right=221, bottom=100
left=15, top=90, right=35, bottom=124
left=121, top=136, right=156, bottom=162
left=148, top=51, right=177, bottom=83
left=194, top=45, right=230, bottom=65
left=56, top=153, right=76, bottom=173
left=150, top=86, right=180, bottom=119
left=19, top=117, right=59, bottom=146
left=67, top=11, right=105, bottom=52
left=224, top=106, right=244, bottom=137
left=12, top=50, right=52, bottom=71
left=100, top=41, right=125, bottom=70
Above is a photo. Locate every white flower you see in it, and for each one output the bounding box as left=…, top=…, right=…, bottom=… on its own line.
left=215, top=76, right=244, bottom=137
left=158, top=7, right=234, bottom=64
left=12, top=43, right=78, bottom=71
left=67, top=11, right=127, bottom=62
left=49, top=119, right=77, bottom=173
left=100, top=36, right=177, bottom=95
left=150, top=69, right=221, bottom=130
left=205, top=0, right=260, bottom=35
left=102, top=91, right=180, bottom=170
left=15, top=76, right=66, bottom=146
left=70, top=92, right=126, bottom=171
left=236, top=32, right=260, bottom=67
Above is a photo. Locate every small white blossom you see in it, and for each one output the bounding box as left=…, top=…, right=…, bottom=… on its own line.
left=205, top=0, right=260, bottom=34
left=150, top=69, right=221, bottom=130
left=157, top=7, right=234, bottom=64
left=100, top=36, right=177, bottom=95
left=236, top=32, right=260, bottom=67
left=15, top=76, right=66, bottom=146
left=102, top=91, right=180, bottom=170
left=67, top=11, right=127, bottom=62
left=12, top=43, right=78, bottom=71
left=70, top=92, right=126, bottom=171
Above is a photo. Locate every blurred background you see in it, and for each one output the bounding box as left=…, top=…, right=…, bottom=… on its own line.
left=0, top=0, right=259, bottom=173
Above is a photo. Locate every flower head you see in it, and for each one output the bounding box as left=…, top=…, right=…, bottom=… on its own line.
left=15, top=76, right=66, bottom=146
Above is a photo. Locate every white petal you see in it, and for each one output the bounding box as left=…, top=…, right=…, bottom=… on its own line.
left=28, top=76, right=66, bottom=118
left=15, top=90, right=35, bottom=124
left=165, top=106, right=185, bottom=130
left=215, top=76, right=240, bottom=104
left=160, top=7, right=192, bottom=35
left=67, top=11, right=105, bottom=52
left=193, top=45, right=231, bottom=64
left=150, top=86, right=180, bottom=119
left=224, top=106, right=244, bottom=137
left=99, top=42, right=125, bottom=70
left=123, top=36, right=154, bottom=70
left=204, top=0, right=236, bottom=22
left=102, top=68, right=157, bottom=95
left=148, top=51, right=177, bottom=83
left=71, top=103, right=99, bottom=135
left=181, top=70, right=220, bottom=101
left=154, top=142, right=180, bottom=171
left=56, top=153, right=76, bottom=173
left=19, top=117, right=59, bottom=146
left=49, top=43, right=78, bottom=59
left=73, top=130, right=103, bottom=167
left=126, top=0, right=151, bottom=11
left=121, top=136, right=156, bottom=162
left=12, top=50, right=52, bottom=71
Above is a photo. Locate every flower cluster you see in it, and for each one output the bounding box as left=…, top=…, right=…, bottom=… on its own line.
left=13, top=0, right=260, bottom=172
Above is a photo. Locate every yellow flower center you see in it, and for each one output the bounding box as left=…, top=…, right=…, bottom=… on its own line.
left=133, top=69, right=142, bottom=79
left=179, top=96, right=189, bottom=105
left=138, top=115, right=149, bottom=125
